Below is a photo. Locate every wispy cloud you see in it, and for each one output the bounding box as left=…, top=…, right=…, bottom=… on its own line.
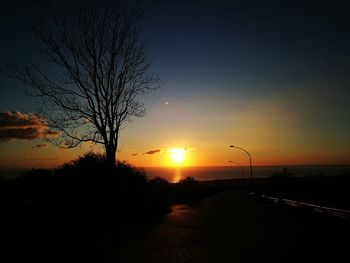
left=0, top=111, right=58, bottom=142
left=137, top=147, right=195, bottom=157
left=32, top=144, right=49, bottom=149
left=182, top=147, right=195, bottom=152
left=143, top=149, right=162, bottom=155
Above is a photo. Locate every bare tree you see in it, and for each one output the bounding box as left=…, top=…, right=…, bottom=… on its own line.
left=9, top=0, right=160, bottom=168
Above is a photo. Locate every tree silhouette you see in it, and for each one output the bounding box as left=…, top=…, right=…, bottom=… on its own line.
left=9, top=0, right=160, bottom=168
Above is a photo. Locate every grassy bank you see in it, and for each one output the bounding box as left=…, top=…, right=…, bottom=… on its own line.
left=2, top=155, right=349, bottom=262
left=1, top=154, right=225, bottom=263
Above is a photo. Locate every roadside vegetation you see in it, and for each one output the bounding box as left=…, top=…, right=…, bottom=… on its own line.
left=1, top=153, right=220, bottom=262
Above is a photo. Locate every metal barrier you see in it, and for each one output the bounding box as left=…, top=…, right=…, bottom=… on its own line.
left=252, top=192, right=350, bottom=219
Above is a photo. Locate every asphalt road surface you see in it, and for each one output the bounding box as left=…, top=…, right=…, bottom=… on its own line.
left=112, top=191, right=349, bottom=263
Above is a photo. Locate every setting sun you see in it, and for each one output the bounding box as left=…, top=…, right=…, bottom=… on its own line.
left=170, top=148, right=185, bottom=165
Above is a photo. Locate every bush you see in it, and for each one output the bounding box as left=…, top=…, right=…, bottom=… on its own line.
left=23, top=168, right=52, bottom=180
left=54, top=153, right=147, bottom=184
left=178, top=176, right=197, bottom=185
left=149, top=177, right=170, bottom=185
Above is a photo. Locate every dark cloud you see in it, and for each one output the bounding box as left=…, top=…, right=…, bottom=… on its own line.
left=144, top=149, right=162, bottom=155
left=132, top=153, right=138, bottom=156
left=0, top=111, right=58, bottom=142
left=32, top=144, right=48, bottom=149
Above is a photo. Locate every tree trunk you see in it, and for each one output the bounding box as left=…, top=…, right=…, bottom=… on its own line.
left=105, top=146, right=116, bottom=170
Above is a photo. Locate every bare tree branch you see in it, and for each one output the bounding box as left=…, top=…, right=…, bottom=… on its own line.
left=8, top=0, right=161, bottom=167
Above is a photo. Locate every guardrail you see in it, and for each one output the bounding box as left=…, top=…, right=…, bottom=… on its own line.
left=246, top=191, right=350, bottom=219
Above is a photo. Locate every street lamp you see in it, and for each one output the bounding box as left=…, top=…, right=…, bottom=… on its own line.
left=229, top=160, right=244, bottom=178
left=230, top=145, right=253, bottom=180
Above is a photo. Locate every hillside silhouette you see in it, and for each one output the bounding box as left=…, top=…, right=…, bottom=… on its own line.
left=1, top=155, right=349, bottom=262
left=1, top=153, right=221, bottom=263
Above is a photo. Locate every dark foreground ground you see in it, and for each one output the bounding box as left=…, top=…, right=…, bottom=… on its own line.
left=2, top=170, right=349, bottom=263
left=113, top=190, right=349, bottom=263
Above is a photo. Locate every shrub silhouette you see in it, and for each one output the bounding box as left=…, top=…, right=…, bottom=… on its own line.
left=54, top=152, right=108, bottom=178
left=178, top=176, right=197, bottom=185
left=115, top=160, right=148, bottom=186
left=1, top=154, right=226, bottom=263
left=149, top=176, right=170, bottom=185
left=23, top=168, right=52, bottom=181
left=54, top=152, right=147, bottom=183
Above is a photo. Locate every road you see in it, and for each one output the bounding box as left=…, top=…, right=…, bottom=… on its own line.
left=112, top=191, right=349, bottom=263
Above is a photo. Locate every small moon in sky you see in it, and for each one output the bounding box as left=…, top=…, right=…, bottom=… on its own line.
left=165, top=101, right=169, bottom=105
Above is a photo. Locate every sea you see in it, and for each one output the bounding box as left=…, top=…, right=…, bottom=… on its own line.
left=1, top=165, right=349, bottom=182
left=144, top=165, right=350, bottom=183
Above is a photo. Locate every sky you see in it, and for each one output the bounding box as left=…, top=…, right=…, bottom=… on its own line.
left=0, top=0, right=350, bottom=169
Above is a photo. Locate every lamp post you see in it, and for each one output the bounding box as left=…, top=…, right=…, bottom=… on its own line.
left=230, top=145, right=253, bottom=180
left=229, top=160, right=244, bottom=178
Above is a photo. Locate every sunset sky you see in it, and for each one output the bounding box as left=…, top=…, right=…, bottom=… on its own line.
left=1, top=0, right=350, bottom=169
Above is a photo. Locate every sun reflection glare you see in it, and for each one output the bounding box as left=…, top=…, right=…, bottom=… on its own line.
left=173, top=168, right=182, bottom=183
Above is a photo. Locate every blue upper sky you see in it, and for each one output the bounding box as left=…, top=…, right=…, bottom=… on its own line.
left=1, top=0, right=350, bottom=167
left=1, top=0, right=350, bottom=109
